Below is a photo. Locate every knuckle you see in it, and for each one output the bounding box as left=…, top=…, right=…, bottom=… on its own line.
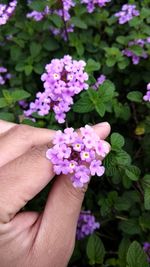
left=14, top=124, right=33, bottom=144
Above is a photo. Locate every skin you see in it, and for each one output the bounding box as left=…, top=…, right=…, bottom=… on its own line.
left=0, top=120, right=110, bottom=267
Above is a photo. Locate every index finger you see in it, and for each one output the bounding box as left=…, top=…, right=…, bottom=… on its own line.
left=0, top=120, right=56, bottom=167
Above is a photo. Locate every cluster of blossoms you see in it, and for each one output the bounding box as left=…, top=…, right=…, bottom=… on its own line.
left=46, top=125, right=108, bottom=188
left=0, top=67, right=11, bottom=85
left=26, top=6, right=51, bottom=21
left=93, top=74, right=106, bottom=90
left=143, top=242, right=150, bottom=263
left=0, top=1, right=17, bottom=26
left=143, top=83, right=150, bottom=102
left=24, top=55, right=89, bottom=123
left=81, top=0, right=110, bottom=13
left=77, top=211, right=100, bottom=239
left=115, top=4, right=139, bottom=24
left=27, top=0, right=75, bottom=22
left=123, top=38, right=150, bottom=65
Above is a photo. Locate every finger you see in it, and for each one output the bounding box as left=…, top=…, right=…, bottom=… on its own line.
left=0, top=123, right=56, bottom=167
left=35, top=123, right=110, bottom=258
left=0, top=145, right=54, bottom=223
left=0, top=119, right=16, bottom=134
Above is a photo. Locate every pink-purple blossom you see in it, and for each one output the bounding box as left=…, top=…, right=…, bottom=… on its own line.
left=115, top=4, right=139, bottom=24
left=143, top=242, right=150, bottom=263
left=143, top=83, right=150, bottom=102
left=81, top=0, right=111, bottom=13
left=122, top=38, right=149, bottom=65
left=93, top=74, right=106, bottom=90
left=24, top=55, right=89, bottom=123
left=76, top=211, right=100, bottom=239
left=0, top=1, right=17, bottom=26
left=0, top=66, right=11, bottom=85
left=46, top=125, right=107, bottom=188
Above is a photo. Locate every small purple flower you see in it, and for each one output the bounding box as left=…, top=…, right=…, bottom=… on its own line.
left=0, top=66, right=11, bottom=85
left=25, top=55, right=89, bottom=123
left=76, top=211, right=100, bottom=239
left=0, top=1, right=17, bottom=26
left=81, top=0, right=111, bottom=13
left=93, top=74, right=106, bottom=90
left=143, top=83, right=150, bottom=102
left=115, top=4, right=139, bottom=24
left=46, top=125, right=108, bottom=188
left=143, top=242, right=150, bottom=263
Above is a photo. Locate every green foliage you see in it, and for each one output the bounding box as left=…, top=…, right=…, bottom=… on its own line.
left=0, top=1, right=150, bottom=266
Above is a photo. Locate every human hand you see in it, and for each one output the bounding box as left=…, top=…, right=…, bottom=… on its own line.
left=0, top=120, right=110, bottom=267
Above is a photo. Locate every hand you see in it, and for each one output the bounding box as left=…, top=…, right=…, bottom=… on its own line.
left=0, top=120, right=110, bottom=267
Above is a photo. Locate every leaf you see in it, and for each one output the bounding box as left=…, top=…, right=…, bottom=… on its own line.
left=144, top=187, right=150, bottom=210
left=86, top=234, right=105, bottom=265
left=43, top=38, right=59, bottom=51
left=30, top=42, right=42, bottom=58
left=50, top=14, right=63, bottom=28
left=24, top=65, right=33, bottom=76
left=0, top=112, right=15, bottom=121
left=116, top=150, right=131, bottom=166
left=29, top=0, right=47, bottom=11
left=98, top=80, right=115, bottom=102
left=118, top=238, right=131, bottom=267
left=73, top=96, right=94, bottom=113
left=12, top=90, right=31, bottom=101
left=111, top=132, right=125, bottom=150
left=119, top=219, right=141, bottom=235
left=71, top=17, right=87, bottom=29
left=127, top=91, right=143, bottom=103
left=95, top=102, right=106, bottom=117
left=86, top=59, right=101, bottom=72
left=125, top=165, right=141, bottom=181
left=0, top=98, right=8, bottom=108
left=126, top=241, right=149, bottom=267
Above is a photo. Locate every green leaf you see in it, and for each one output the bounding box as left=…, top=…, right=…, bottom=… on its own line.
left=0, top=112, right=15, bottom=121
left=43, top=38, right=59, bottom=51
left=12, top=90, right=31, bottom=101
left=119, top=219, right=141, bottom=235
left=86, top=234, right=105, bottom=265
left=116, top=150, right=131, bottom=166
left=86, top=59, right=101, bottom=72
left=29, top=0, right=47, bottom=11
left=98, top=80, right=115, bottom=102
left=125, top=165, right=141, bottom=181
left=111, top=132, right=125, bottom=150
left=0, top=98, right=8, bottom=108
left=118, top=238, right=131, bottom=267
left=24, top=65, right=33, bottom=76
left=71, top=17, right=87, bottom=29
left=73, top=96, right=94, bottom=113
left=2, top=90, right=13, bottom=105
left=30, top=42, right=42, bottom=58
left=127, top=91, right=143, bottom=103
left=50, top=14, right=63, bottom=28
left=144, top=187, right=150, bottom=210
left=126, top=241, right=149, bottom=267
left=95, top=102, right=106, bottom=117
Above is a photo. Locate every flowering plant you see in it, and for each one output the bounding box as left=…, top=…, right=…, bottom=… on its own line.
left=0, top=0, right=150, bottom=266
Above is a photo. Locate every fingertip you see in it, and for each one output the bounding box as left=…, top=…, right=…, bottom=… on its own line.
left=92, top=122, right=111, bottom=140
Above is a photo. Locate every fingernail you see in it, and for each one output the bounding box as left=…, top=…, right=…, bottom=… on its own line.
left=96, top=122, right=110, bottom=127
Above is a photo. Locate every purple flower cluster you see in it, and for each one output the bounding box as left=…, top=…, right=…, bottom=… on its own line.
left=93, top=74, right=106, bottom=90
left=81, top=0, right=110, bottom=13
left=0, top=67, right=11, bottom=85
left=143, top=83, right=150, bottom=102
left=24, top=55, right=89, bottom=123
left=143, top=242, right=150, bottom=263
left=26, top=6, right=51, bottom=21
left=0, top=1, right=17, bottom=26
left=115, top=4, right=139, bottom=24
left=123, top=38, right=150, bottom=64
left=76, top=211, right=100, bottom=239
left=46, top=125, right=108, bottom=188
left=27, top=0, right=75, bottom=22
